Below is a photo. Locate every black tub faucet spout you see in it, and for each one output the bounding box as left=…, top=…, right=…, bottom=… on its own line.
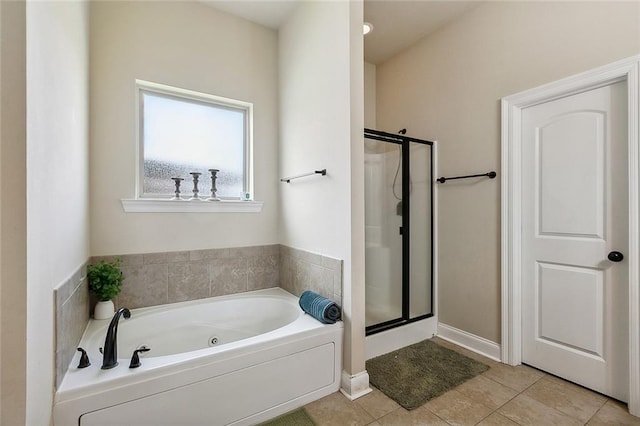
left=101, top=307, right=131, bottom=369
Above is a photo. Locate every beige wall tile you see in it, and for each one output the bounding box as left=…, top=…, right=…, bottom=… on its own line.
left=209, top=257, right=248, bottom=297
left=119, top=254, right=144, bottom=267
left=229, top=246, right=263, bottom=258
left=119, top=264, right=168, bottom=309
left=278, top=245, right=342, bottom=302
left=279, top=255, right=294, bottom=294
left=166, top=251, right=190, bottom=263
left=189, top=248, right=229, bottom=261
left=142, top=252, right=168, bottom=265
left=309, top=264, right=333, bottom=299
left=247, top=255, right=279, bottom=291
left=293, top=258, right=311, bottom=296
left=321, top=255, right=341, bottom=271
left=261, top=244, right=280, bottom=256
left=55, top=264, right=90, bottom=388
left=168, top=261, right=209, bottom=302
left=300, top=250, right=323, bottom=266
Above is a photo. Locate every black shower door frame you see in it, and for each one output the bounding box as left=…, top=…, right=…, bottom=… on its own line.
left=364, top=128, right=434, bottom=336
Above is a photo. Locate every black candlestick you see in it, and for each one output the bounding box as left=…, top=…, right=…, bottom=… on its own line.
left=171, top=177, right=184, bottom=200
left=189, top=172, right=202, bottom=200
left=208, top=169, right=220, bottom=201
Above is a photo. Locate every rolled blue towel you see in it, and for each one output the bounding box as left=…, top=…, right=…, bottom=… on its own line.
left=299, top=290, right=341, bottom=324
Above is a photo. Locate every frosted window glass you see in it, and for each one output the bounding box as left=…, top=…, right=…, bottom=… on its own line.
left=141, top=91, right=246, bottom=198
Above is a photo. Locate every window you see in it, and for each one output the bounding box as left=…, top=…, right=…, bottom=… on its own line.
left=136, top=80, right=252, bottom=200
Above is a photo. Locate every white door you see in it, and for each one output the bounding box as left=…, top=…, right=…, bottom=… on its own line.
left=521, top=80, right=629, bottom=401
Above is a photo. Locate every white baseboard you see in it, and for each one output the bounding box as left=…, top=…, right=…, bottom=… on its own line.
left=437, top=323, right=502, bottom=362
left=339, top=370, right=372, bottom=400
left=366, top=316, right=438, bottom=360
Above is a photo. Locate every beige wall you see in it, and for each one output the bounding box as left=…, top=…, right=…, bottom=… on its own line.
left=0, top=0, right=27, bottom=423
left=90, top=1, right=279, bottom=255
left=349, top=0, right=366, bottom=392
left=278, top=1, right=352, bottom=258
left=26, top=1, right=91, bottom=423
left=376, top=1, right=640, bottom=343
left=364, top=62, right=376, bottom=129
left=278, top=0, right=367, bottom=388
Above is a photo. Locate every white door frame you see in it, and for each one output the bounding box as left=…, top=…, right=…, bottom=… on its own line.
left=501, top=55, right=640, bottom=416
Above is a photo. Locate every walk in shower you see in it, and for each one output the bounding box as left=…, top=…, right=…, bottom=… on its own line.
left=364, top=129, right=433, bottom=335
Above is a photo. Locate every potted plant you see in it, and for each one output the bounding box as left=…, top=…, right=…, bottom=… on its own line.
left=87, top=259, right=124, bottom=320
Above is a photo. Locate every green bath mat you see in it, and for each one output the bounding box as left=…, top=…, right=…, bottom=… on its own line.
left=260, top=408, right=316, bottom=426
left=367, top=339, right=489, bottom=410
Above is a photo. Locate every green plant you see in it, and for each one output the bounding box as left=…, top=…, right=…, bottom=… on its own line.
left=87, top=259, right=124, bottom=301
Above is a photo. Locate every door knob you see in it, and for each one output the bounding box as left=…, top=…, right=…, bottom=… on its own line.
left=608, top=251, right=624, bottom=262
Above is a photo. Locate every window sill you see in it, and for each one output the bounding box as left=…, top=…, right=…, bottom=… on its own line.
left=121, top=199, right=263, bottom=213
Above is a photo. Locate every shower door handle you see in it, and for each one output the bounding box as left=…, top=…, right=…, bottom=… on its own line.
left=399, top=226, right=403, bottom=235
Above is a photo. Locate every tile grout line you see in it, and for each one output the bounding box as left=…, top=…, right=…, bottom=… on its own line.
left=473, top=370, right=544, bottom=426
left=420, top=403, right=458, bottom=426
left=520, top=373, right=610, bottom=424
left=583, top=398, right=610, bottom=425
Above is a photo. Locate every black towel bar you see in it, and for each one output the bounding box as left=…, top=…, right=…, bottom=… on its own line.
left=280, top=169, right=327, bottom=183
left=437, top=171, right=496, bottom=184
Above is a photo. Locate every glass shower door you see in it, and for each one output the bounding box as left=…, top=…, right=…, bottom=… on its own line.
left=409, top=141, right=432, bottom=318
left=364, top=139, right=403, bottom=327
left=364, top=129, right=434, bottom=334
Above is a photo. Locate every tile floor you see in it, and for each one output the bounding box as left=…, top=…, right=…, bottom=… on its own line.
left=301, top=338, right=640, bottom=426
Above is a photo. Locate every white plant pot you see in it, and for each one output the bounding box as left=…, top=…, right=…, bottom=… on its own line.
left=94, top=300, right=114, bottom=320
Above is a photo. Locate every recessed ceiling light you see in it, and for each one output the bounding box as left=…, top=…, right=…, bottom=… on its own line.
left=363, top=22, right=374, bottom=36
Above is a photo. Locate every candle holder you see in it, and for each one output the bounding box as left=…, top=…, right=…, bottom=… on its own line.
left=207, top=169, right=220, bottom=201
left=189, top=172, right=202, bottom=200
left=171, top=177, right=184, bottom=200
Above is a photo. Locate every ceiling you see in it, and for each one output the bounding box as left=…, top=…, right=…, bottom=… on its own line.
left=201, top=0, right=480, bottom=65
left=364, top=1, right=479, bottom=64
left=200, top=1, right=299, bottom=29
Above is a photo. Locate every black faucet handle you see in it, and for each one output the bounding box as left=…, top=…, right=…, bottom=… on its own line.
left=77, top=347, right=91, bottom=368
left=129, top=346, right=151, bottom=369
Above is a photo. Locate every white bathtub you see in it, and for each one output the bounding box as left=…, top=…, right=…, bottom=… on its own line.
left=54, top=288, right=343, bottom=425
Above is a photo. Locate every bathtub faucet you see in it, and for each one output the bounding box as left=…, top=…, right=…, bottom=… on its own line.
left=101, top=307, right=131, bottom=369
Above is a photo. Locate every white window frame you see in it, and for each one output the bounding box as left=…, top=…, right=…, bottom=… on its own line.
left=121, top=80, right=262, bottom=213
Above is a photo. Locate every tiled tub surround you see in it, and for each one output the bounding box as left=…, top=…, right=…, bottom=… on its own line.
left=279, top=245, right=343, bottom=303
left=92, top=244, right=282, bottom=310
left=54, top=244, right=342, bottom=387
left=92, top=244, right=342, bottom=311
left=54, top=262, right=90, bottom=388
left=54, top=289, right=344, bottom=425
